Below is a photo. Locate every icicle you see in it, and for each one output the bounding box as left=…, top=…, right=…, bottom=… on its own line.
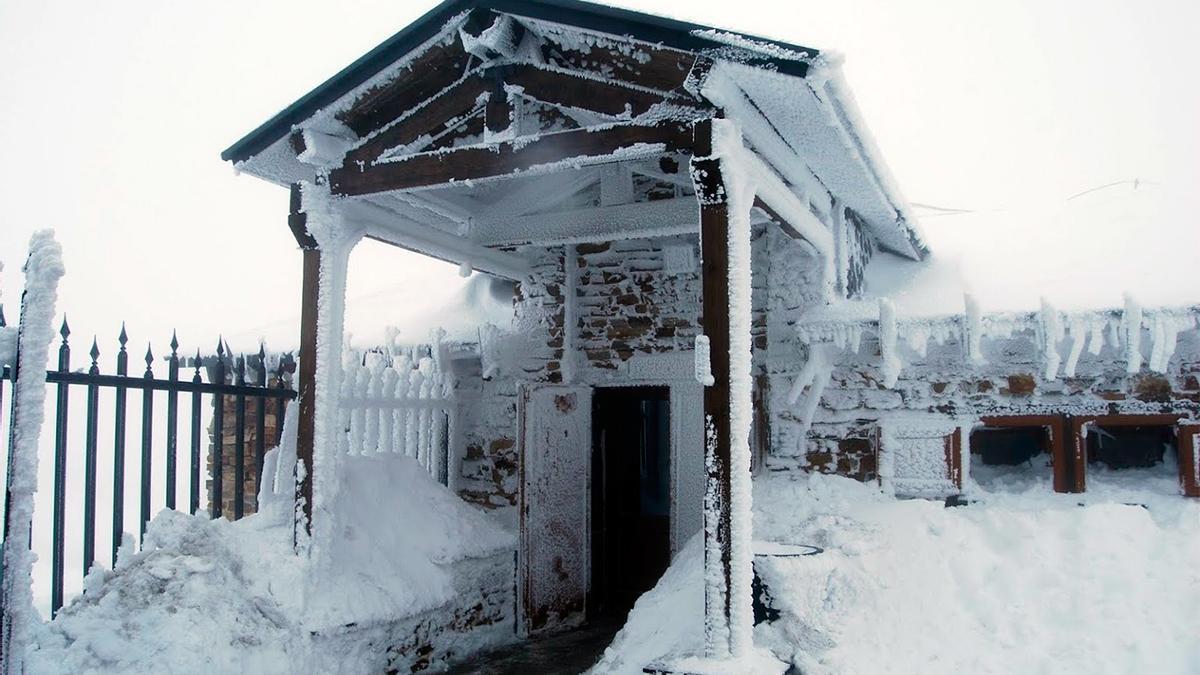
left=1124, top=293, right=1143, bottom=374
left=694, top=335, right=715, bottom=386
left=1040, top=298, right=1063, bottom=381
left=904, top=323, right=930, bottom=359
left=879, top=298, right=901, bottom=388
left=1086, top=315, right=1106, bottom=355
left=1063, top=315, right=1088, bottom=378
left=962, top=292, right=983, bottom=364
left=795, top=346, right=833, bottom=440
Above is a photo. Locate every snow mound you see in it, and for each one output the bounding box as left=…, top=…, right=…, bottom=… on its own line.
left=599, top=472, right=1200, bottom=675
left=25, top=445, right=516, bottom=674
left=311, top=453, right=518, bottom=628
left=26, top=510, right=302, bottom=675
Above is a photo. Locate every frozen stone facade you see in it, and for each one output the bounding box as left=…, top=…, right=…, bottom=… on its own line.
left=773, top=309, right=1200, bottom=496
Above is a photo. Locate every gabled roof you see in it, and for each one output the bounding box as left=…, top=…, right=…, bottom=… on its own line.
left=220, top=0, right=816, bottom=165
left=221, top=0, right=927, bottom=261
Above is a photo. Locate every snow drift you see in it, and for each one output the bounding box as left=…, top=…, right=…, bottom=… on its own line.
left=595, top=472, right=1200, bottom=675
left=24, top=421, right=516, bottom=674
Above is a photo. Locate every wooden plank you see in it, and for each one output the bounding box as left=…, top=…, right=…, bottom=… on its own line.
left=1178, top=423, right=1200, bottom=498
left=693, top=118, right=732, bottom=654
left=330, top=121, right=694, bottom=196
left=540, top=38, right=699, bottom=95
left=943, top=430, right=962, bottom=490
left=505, top=64, right=673, bottom=117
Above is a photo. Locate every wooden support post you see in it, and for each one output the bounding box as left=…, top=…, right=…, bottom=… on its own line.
left=693, top=118, right=734, bottom=657
left=290, top=185, right=317, bottom=541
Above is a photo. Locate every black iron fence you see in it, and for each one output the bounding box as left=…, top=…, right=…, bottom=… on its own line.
left=0, top=313, right=296, bottom=616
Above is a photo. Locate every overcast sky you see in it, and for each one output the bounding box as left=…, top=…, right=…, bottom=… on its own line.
left=2, top=0, right=1197, bottom=355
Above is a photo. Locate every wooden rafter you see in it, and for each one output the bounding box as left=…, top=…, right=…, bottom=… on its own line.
left=336, top=33, right=475, bottom=136
left=342, top=62, right=687, bottom=170
left=329, top=120, right=695, bottom=196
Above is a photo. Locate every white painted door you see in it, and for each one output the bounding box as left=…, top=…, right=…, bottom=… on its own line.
left=519, top=385, right=592, bottom=635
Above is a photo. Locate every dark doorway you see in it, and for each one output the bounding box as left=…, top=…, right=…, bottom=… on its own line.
left=590, top=386, right=671, bottom=619
left=1087, top=424, right=1176, bottom=470
left=969, top=425, right=1054, bottom=489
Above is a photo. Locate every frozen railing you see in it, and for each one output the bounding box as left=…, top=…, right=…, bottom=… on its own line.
left=337, top=347, right=455, bottom=485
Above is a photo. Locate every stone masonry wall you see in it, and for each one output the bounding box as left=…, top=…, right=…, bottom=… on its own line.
left=768, top=322, right=1200, bottom=485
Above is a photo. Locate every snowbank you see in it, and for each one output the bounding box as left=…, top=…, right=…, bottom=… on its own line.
left=25, top=441, right=516, bottom=674
left=597, top=472, right=1200, bottom=675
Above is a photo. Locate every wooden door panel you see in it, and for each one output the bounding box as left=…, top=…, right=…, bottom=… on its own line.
left=520, top=385, right=592, bottom=634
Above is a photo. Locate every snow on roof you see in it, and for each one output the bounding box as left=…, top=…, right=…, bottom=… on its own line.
left=860, top=182, right=1200, bottom=317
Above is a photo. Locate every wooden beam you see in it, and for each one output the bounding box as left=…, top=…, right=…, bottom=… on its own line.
left=472, top=196, right=698, bottom=247
left=341, top=199, right=532, bottom=281
left=336, top=35, right=473, bottom=137
left=295, top=248, right=319, bottom=544
left=693, top=118, right=733, bottom=656
left=330, top=121, right=694, bottom=196
left=344, top=72, right=490, bottom=168
left=505, top=63, right=674, bottom=118
left=539, top=34, right=701, bottom=96
left=345, top=62, right=681, bottom=170
left=485, top=166, right=600, bottom=218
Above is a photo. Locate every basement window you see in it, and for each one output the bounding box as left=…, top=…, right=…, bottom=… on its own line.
left=969, top=426, right=1053, bottom=490
left=1085, top=424, right=1178, bottom=492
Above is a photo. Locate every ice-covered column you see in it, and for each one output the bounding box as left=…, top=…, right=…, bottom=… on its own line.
left=291, top=182, right=359, bottom=559
left=690, top=118, right=757, bottom=659
left=1, top=231, right=65, bottom=675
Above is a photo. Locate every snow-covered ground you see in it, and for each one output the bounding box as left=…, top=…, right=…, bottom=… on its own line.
left=22, top=415, right=516, bottom=674
left=595, top=471, right=1200, bottom=675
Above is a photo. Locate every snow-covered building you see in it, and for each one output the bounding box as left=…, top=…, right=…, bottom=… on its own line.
left=218, top=0, right=1200, bottom=669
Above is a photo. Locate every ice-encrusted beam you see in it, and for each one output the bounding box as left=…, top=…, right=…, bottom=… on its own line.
left=341, top=198, right=532, bottom=281
left=329, top=120, right=695, bottom=196
left=472, top=195, right=698, bottom=247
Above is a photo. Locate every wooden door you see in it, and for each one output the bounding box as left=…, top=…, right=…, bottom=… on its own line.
left=519, top=385, right=592, bottom=635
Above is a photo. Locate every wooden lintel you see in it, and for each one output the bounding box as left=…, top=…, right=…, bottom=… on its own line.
left=330, top=121, right=695, bottom=197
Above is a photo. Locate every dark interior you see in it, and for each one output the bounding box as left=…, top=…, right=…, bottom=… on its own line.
left=1087, top=425, right=1175, bottom=469
left=590, top=386, right=671, bottom=619
left=971, top=426, right=1048, bottom=466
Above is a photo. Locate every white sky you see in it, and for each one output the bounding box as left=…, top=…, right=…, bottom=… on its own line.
left=2, top=0, right=1197, bottom=353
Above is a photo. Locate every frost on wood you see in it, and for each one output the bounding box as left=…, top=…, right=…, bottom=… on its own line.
left=709, top=117, right=756, bottom=659
left=1, top=230, right=65, bottom=673
left=298, top=181, right=358, bottom=566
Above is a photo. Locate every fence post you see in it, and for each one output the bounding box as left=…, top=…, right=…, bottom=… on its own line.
left=139, top=344, right=154, bottom=541
left=82, top=339, right=100, bottom=580
left=1, top=231, right=65, bottom=675
left=165, top=333, right=179, bottom=511
left=111, top=325, right=128, bottom=568
left=50, top=318, right=70, bottom=615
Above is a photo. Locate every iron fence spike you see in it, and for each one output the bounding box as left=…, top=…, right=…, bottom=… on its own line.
left=118, top=323, right=128, bottom=345
left=90, top=338, right=100, bottom=362
left=170, top=330, right=179, bottom=353
left=60, top=316, right=70, bottom=340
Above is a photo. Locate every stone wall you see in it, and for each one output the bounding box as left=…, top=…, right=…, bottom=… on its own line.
left=309, top=551, right=517, bottom=674
left=768, top=318, right=1200, bottom=493
left=207, top=378, right=290, bottom=519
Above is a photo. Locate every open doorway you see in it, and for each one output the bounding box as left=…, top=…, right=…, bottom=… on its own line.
left=1085, top=422, right=1179, bottom=495
left=590, top=387, right=671, bottom=620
